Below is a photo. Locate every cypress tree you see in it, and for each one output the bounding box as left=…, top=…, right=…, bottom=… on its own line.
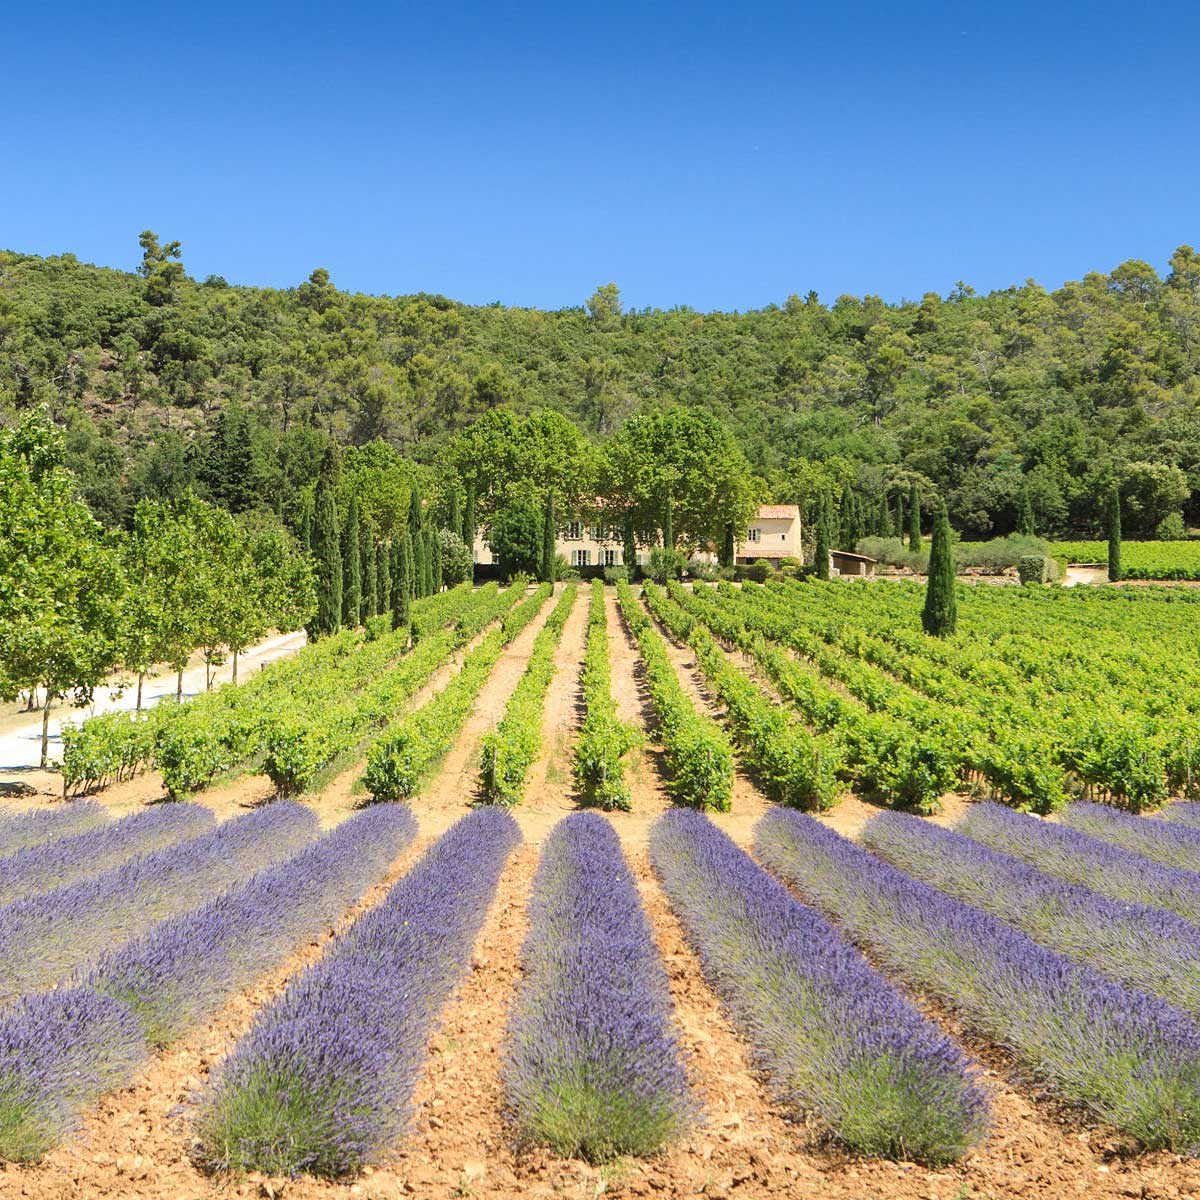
left=362, top=520, right=378, bottom=618
left=1018, top=487, right=1036, bottom=536
left=1107, top=484, right=1123, bottom=582
left=875, top=494, right=890, bottom=537
left=408, top=488, right=423, bottom=535
left=298, top=496, right=313, bottom=554
left=894, top=492, right=905, bottom=539
left=814, top=498, right=831, bottom=580
left=922, top=501, right=957, bottom=637
left=541, top=494, right=557, bottom=583
left=394, top=532, right=413, bottom=625
left=623, top=512, right=638, bottom=579
left=378, top=536, right=392, bottom=619
left=721, top=521, right=735, bottom=569
left=425, top=528, right=438, bottom=594
left=447, top=489, right=462, bottom=537
left=462, top=483, right=477, bottom=562
left=411, top=527, right=428, bottom=597
left=430, top=528, right=443, bottom=592
left=308, top=447, right=342, bottom=638
left=342, top=492, right=362, bottom=627
left=907, top=483, right=922, bottom=552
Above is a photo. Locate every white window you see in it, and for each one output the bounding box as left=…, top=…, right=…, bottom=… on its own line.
left=747, top=527, right=761, bottom=543
left=603, top=548, right=618, bottom=566
left=566, top=521, right=583, bottom=541
left=572, top=549, right=591, bottom=567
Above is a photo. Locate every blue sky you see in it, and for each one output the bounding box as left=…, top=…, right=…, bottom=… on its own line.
left=4, top=1, right=1198, bottom=311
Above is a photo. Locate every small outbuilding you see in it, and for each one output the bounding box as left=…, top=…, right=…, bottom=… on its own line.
left=830, top=549, right=877, bottom=577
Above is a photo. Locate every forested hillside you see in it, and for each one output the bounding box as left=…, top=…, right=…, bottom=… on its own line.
left=3, top=235, right=1200, bottom=536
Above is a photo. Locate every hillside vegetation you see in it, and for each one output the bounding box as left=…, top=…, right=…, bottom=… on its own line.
left=3, top=236, right=1200, bottom=536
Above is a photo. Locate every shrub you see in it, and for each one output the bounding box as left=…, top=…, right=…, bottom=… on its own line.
left=1157, top=512, right=1187, bottom=540
left=602, top=564, right=628, bottom=583
left=437, top=528, right=473, bottom=586
left=1017, top=554, right=1051, bottom=584
left=646, top=547, right=682, bottom=584
left=685, top=557, right=719, bottom=581
left=744, top=558, right=772, bottom=583
left=363, top=612, right=393, bottom=640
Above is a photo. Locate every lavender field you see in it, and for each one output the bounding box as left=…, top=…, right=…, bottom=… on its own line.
left=5, top=580, right=1200, bottom=1200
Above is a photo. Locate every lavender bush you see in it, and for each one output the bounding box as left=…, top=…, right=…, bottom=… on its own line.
left=0, top=801, right=317, bottom=1001
left=1060, top=800, right=1200, bottom=871
left=504, top=813, right=692, bottom=1160
left=0, top=801, right=106, bottom=854
left=1166, top=802, right=1200, bottom=829
left=0, top=802, right=214, bottom=905
left=651, top=809, right=987, bottom=1163
left=757, top=807, right=1200, bottom=1151
left=864, top=811, right=1200, bottom=1016
left=196, top=808, right=521, bottom=1178
left=0, top=807, right=416, bottom=1161
left=960, top=801, right=1200, bottom=927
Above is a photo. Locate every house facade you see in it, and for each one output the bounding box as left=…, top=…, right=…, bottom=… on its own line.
left=735, top=504, right=803, bottom=565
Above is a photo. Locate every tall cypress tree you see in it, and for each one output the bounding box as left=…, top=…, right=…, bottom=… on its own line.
left=425, top=528, right=439, bottom=594
left=1018, top=487, right=1036, bottom=536
left=447, top=489, right=462, bottom=538
left=378, top=536, right=392, bottom=620
left=623, top=511, right=638, bottom=579
left=875, top=494, right=890, bottom=538
left=894, top=492, right=905, bottom=539
left=814, top=495, right=831, bottom=580
left=721, top=521, right=735, bottom=569
left=1107, top=484, right=1123, bottom=582
left=408, top=488, right=423, bottom=535
left=308, top=447, right=342, bottom=638
left=395, top=532, right=413, bottom=625
left=907, top=482, right=922, bottom=552
left=541, top=494, right=557, bottom=583
left=462, top=483, right=477, bottom=563
left=342, top=492, right=362, bottom=627
left=411, top=527, right=427, bottom=598
left=922, top=501, right=957, bottom=637
left=362, top=519, right=378, bottom=619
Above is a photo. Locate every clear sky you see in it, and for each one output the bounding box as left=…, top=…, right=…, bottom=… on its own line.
left=5, top=1, right=1198, bottom=311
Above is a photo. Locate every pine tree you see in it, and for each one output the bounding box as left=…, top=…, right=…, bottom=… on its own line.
left=394, top=532, right=413, bottom=626
left=308, top=447, right=342, bottom=638
left=623, top=512, right=638, bottom=579
left=814, top=497, right=831, bottom=580
left=1107, top=484, right=1123, bottom=582
left=542, top=494, right=557, bottom=583
left=721, top=521, right=735, bottom=569
left=342, top=492, right=362, bottom=627
left=922, top=501, right=957, bottom=637
left=907, top=482, right=921, bottom=553
left=202, top=403, right=256, bottom=513
left=378, top=536, right=392, bottom=619
left=1018, top=487, right=1036, bottom=536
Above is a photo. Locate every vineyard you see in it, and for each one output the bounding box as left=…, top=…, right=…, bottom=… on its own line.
left=1052, top=539, right=1200, bottom=579
left=6, top=577, right=1200, bottom=1200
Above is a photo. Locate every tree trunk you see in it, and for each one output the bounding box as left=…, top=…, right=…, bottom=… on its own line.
left=40, top=694, right=52, bottom=769
left=176, top=668, right=184, bottom=701
left=232, top=649, right=239, bottom=685
left=136, top=671, right=145, bottom=713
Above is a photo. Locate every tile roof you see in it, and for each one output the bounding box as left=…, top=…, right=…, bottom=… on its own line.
left=756, top=504, right=800, bottom=519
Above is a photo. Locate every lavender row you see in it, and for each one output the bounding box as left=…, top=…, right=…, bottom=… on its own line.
left=959, top=801, right=1200, bottom=927
left=0, top=807, right=415, bottom=1161
left=0, top=802, right=214, bottom=905
left=505, top=814, right=692, bottom=1161
left=1166, top=802, right=1200, bottom=829
left=0, top=801, right=317, bottom=1001
left=0, top=801, right=106, bottom=854
left=756, top=807, right=1200, bottom=1151
left=864, top=811, right=1200, bottom=1017
left=1060, top=800, right=1200, bottom=872
left=196, top=808, right=521, bottom=1178
left=651, top=809, right=987, bottom=1163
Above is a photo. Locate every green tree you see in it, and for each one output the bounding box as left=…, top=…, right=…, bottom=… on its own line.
left=137, top=230, right=185, bottom=306
left=308, top=447, right=343, bottom=638
left=342, top=492, right=362, bottom=627
left=720, top=521, right=735, bottom=569
left=922, top=502, right=957, bottom=637
left=362, top=523, right=379, bottom=619
left=462, top=482, right=477, bottom=561
left=814, top=497, right=831, bottom=581
left=1107, top=484, right=1123, bottom=582
left=377, top=535, right=393, bottom=618
left=487, top=503, right=542, bottom=579
left=907, top=482, right=922, bottom=552
left=541, top=494, right=557, bottom=583
left=411, top=525, right=428, bottom=598
left=428, top=526, right=442, bottom=593
left=0, top=409, right=125, bottom=765
left=201, top=403, right=257, bottom=513
left=1018, top=487, right=1036, bottom=536
left=437, top=529, right=472, bottom=587
left=394, top=533, right=413, bottom=626
left=623, top=512, right=638, bottom=579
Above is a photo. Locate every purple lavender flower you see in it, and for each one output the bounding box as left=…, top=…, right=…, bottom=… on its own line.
left=0, top=802, right=214, bottom=904
left=0, top=801, right=106, bottom=854
left=1165, top=802, right=1200, bottom=829
left=0, top=800, right=317, bottom=1001
left=652, top=809, right=988, bottom=1163
left=959, top=801, right=1200, bottom=927
left=1060, top=800, right=1200, bottom=872
left=0, top=806, right=416, bottom=1162
left=196, top=808, right=521, bottom=1178
left=757, top=806, right=1200, bottom=1152
left=504, top=813, right=692, bottom=1160
left=864, top=810, right=1200, bottom=1017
